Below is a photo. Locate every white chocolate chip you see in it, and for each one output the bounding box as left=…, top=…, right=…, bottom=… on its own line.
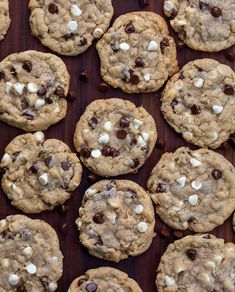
left=35, top=98, right=45, bottom=109
left=12, top=184, right=23, bottom=197
left=188, top=194, right=198, bottom=206
left=91, top=149, right=101, bottom=158
left=210, top=132, right=218, bottom=142
left=147, top=40, right=158, bottom=51
left=194, top=78, right=204, bottom=88
left=1, top=258, right=10, bottom=268
left=23, top=246, right=33, bottom=257
left=137, top=135, right=146, bottom=147
left=48, top=282, right=58, bottom=292
left=27, top=83, right=38, bottom=93
left=137, top=222, right=148, bottom=233
left=34, top=131, right=45, bottom=143
left=39, top=173, right=49, bottom=185
left=5, top=82, right=12, bottom=93
left=68, top=20, right=78, bottom=32
left=135, top=204, right=144, bottom=214
left=119, top=42, right=130, bottom=52
left=164, top=1, right=174, bottom=12
left=107, top=212, right=116, bottom=224
left=104, top=121, right=112, bottom=131
left=214, top=255, right=223, bottom=264
left=183, top=131, right=193, bottom=138
left=14, top=83, right=25, bottom=95
left=1, top=153, right=11, bottom=163
left=144, top=73, right=150, bottom=81
left=142, top=132, right=149, bottom=141
left=133, top=119, right=143, bottom=129
left=190, top=158, right=202, bottom=167
left=98, top=133, right=110, bottom=144
left=93, top=27, right=104, bottom=38
left=70, top=4, right=82, bottom=16
left=174, top=80, right=183, bottom=91
left=26, top=263, right=37, bottom=274
left=191, top=180, right=202, bottom=190
left=213, top=105, right=223, bottom=114
left=165, top=275, right=176, bottom=287
left=176, top=176, right=186, bottom=188
left=177, top=20, right=187, bottom=26
left=85, top=188, right=97, bottom=196
left=8, top=274, right=19, bottom=286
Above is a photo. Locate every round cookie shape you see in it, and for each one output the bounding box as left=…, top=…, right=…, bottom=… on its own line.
left=147, top=147, right=235, bottom=232
left=0, top=132, right=82, bottom=213
left=76, top=180, right=155, bottom=262
left=96, top=12, right=178, bottom=94
left=0, top=0, right=10, bottom=41
left=156, top=234, right=235, bottom=291
left=0, top=215, right=63, bottom=291
left=163, top=0, right=235, bottom=52
left=74, top=98, right=157, bottom=177
left=68, top=267, right=142, bottom=292
left=29, top=0, right=114, bottom=56
left=0, top=50, right=70, bottom=131
left=161, top=59, right=235, bottom=149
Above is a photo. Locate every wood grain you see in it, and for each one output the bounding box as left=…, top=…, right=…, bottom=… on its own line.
left=0, top=1, right=234, bottom=291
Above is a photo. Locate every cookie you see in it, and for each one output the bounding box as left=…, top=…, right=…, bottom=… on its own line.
left=96, top=12, right=178, bottom=94
left=147, top=147, right=235, bottom=232
left=76, top=180, right=155, bottom=262
left=74, top=98, right=157, bottom=177
left=0, top=132, right=82, bottom=213
left=161, top=59, right=235, bottom=149
left=0, top=0, right=10, bottom=41
left=163, top=0, right=235, bottom=52
left=156, top=234, right=235, bottom=291
left=0, top=50, right=70, bottom=132
left=29, top=0, right=114, bottom=56
left=0, top=215, right=63, bottom=291
left=68, top=267, right=142, bottom=292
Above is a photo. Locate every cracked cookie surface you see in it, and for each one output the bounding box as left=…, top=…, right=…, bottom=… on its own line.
left=0, top=0, right=10, bottom=41
left=29, top=0, right=114, bottom=56
left=76, top=180, right=155, bottom=262
left=0, top=215, right=63, bottom=292
left=96, top=12, right=178, bottom=93
left=68, top=267, right=142, bottom=292
left=0, top=50, right=70, bottom=131
left=147, top=147, right=235, bottom=232
left=161, top=59, right=235, bottom=149
left=0, top=132, right=82, bottom=213
left=74, top=98, right=157, bottom=177
left=156, top=234, right=235, bottom=292
left=163, top=0, right=235, bottom=52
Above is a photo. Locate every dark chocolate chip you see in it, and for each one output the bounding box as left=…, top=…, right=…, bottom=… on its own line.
left=80, top=148, right=91, bottom=158
left=109, top=147, right=120, bottom=157
left=45, top=96, right=53, bottom=104
left=199, top=1, right=210, bottom=10
left=125, top=22, right=135, bottom=33
left=130, top=138, right=137, bottom=145
left=160, top=38, right=170, bottom=54
left=191, top=104, right=201, bottom=115
left=21, top=99, right=29, bottom=110
left=30, top=164, right=39, bottom=174
left=101, top=146, right=111, bottom=157
left=211, top=7, right=222, bottom=17
left=16, top=283, right=27, bottom=292
left=86, top=283, right=97, bottom=292
left=212, top=169, right=222, bottom=179
left=61, top=161, right=71, bottom=171
left=87, top=173, right=98, bottom=182
left=79, top=37, right=87, bottom=46
left=138, top=0, right=149, bottom=8
left=130, top=158, right=140, bottom=169
left=120, top=117, right=130, bottom=128
left=77, top=278, right=88, bottom=287
left=22, top=112, right=34, bottom=120
left=224, top=84, right=234, bottom=95
left=0, top=71, right=5, bottom=81
left=135, top=57, right=145, bottom=67
left=10, top=67, right=17, bottom=77
left=157, top=183, right=166, bottom=192
left=60, top=223, right=69, bottom=234
left=54, top=86, right=65, bottom=97
left=186, top=249, right=197, bottom=260
left=93, top=212, right=105, bottom=224
left=169, top=10, right=178, bottom=20
left=188, top=216, right=196, bottom=224
left=156, top=138, right=165, bottom=149
left=98, top=82, right=109, bottom=93
left=79, top=70, right=88, bottom=82
left=116, top=129, right=127, bottom=139
left=64, top=33, right=75, bottom=40
left=88, top=117, right=98, bottom=129
left=129, top=72, right=139, bottom=85
left=37, top=86, right=47, bottom=96
left=22, top=61, right=32, bottom=73
left=171, top=98, right=179, bottom=109
left=48, top=3, right=58, bottom=14
left=44, top=156, right=52, bottom=167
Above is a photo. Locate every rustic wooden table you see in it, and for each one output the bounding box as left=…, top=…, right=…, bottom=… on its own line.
left=0, top=1, right=234, bottom=291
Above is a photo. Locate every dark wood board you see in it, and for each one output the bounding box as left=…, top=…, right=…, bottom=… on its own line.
left=0, top=0, right=234, bottom=291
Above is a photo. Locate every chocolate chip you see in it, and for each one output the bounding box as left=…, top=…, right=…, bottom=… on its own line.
left=80, top=148, right=91, bottom=158
left=93, top=212, right=105, bottom=224
left=45, top=96, right=53, bottom=104
left=22, top=112, right=34, bottom=120
left=135, top=57, right=145, bottom=67
left=138, top=0, right=149, bottom=8
left=101, top=146, right=111, bottom=157
left=54, top=86, right=65, bottom=97
left=130, top=138, right=137, bottom=145
left=224, top=84, right=234, bottom=95
left=0, top=71, right=5, bottom=81
left=173, top=230, right=184, bottom=238
left=64, top=33, right=75, bottom=40
left=30, top=164, right=39, bottom=174
left=129, top=72, right=139, bottom=85
left=224, top=46, right=235, bottom=62
left=130, top=158, right=140, bottom=169
left=211, top=7, right=222, bottom=17
left=86, top=283, right=97, bottom=292
left=199, top=1, right=210, bottom=10
left=116, top=129, right=127, bottom=139
left=156, top=138, right=165, bottom=149
left=58, top=204, right=69, bottom=214
left=98, top=82, right=109, bottom=93
left=22, top=61, right=32, bottom=73
left=179, top=72, right=184, bottom=80
left=186, top=249, right=197, bottom=260
left=48, top=3, right=58, bottom=14
left=87, top=173, right=98, bottom=182
left=188, top=216, right=196, bottom=224
left=21, top=99, right=28, bottom=110
left=157, top=183, right=166, bottom=192
left=160, top=38, right=170, bottom=54
left=212, top=169, right=222, bottom=179
left=125, top=22, right=135, bottom=33
left=44, top=156, right=52, bottom=167
left=171, top=98, right=179, bottom=109
left=79, top=37, right=87, bottom=46
left=109, top=147, right=120, bottom=157
left=37, top=86, right=47, bottom=96
left=127, top=188, right=137, bottom=199
left=10, top=67, right=17, bottom=77
left=17, top=283, right=27, bottom=292
left=79, top=70, right=88, bottom=82
left=60, top=223, right=69, bottom=234
left=61, top=161, right=71, bottom=171
left=1, top=231, right=14, bottom=240
left=191, top=104, right=201, bottom=115
left=120, top=117, right=130, bottom=128
left=88, top=117, right=98, bottom=129
left=77, top=278, right=88, bottom=287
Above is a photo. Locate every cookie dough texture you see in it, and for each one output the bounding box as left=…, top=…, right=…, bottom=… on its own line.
left=68, top=267, right=142, bottom=292
left=0, top=0, right=10, bottom=41
left=74, top=98, right=157, bottom=177
left=29, top=0, right=114, bottom=56
left=0, top=132, right=82, bottom=213
left=0, top=215, right=63, bottom=291
left=163, top=0, right=235, bottom=52
left=156, top=234, right=235, bottom=292
left=76, top=180, right=155, bottom=262
left=147, top=147, right=235, bottom=232
left=96, top=12, right=178, bottom=93
left=0, top=50, right=70, bottom=131
left=161, top=59, right=235, bottom=149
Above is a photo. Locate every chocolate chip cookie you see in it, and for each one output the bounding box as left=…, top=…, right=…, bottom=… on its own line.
left=0, top=215, right=63, bottom=291
left=68, top=267, right=142, bottom=292
left=147, top=147, right=235, bottom=232
left=96, top=12, right=178, bottom=93
left=76, top=180, right=155, bottom=262
left=0, top=50, right=70, bottom=131
left=0, top=0, right=10, bottom=41
left=163, top=0, right=235, bottom=52
left=161, top=59, right=235, bottom=149
left=29, top=0, right=114, bottom=56
left=0, top=132, right=82, bottom=213
left=74, top=98, right=157, bottom=177
left=156, top=234, right=235, bottom=291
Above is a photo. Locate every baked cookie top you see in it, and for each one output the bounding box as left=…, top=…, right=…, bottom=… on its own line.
left=96, top=12, right=178, bottom=94
left=68, top=267, right=142, bottom=292
left=147, top=147, right=235, bottom=232
left=0, top=50, right=70, bottom=132
left=76, top=180, right=155, bottom=262
left=156, top=234, right=235, bottom=291
left=0, top=132, right=82, bottom=213
left=163, top=0, right=235, bottom=52
left=0, top=215, right=63, bottom=291
left=74, top=98, right=157, bottom=177
left=161, top=59, right=235, bottom=149
left=0, top=0, right=10, bottom=41
left=29, top=0, right=114, bottom=56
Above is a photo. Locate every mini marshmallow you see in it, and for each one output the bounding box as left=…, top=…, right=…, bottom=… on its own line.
left=8, top=274, right=19, bottom=286
left=104, top=121, right=112, bottom=131
left=98, top=133, right=110, bottom=144
left=5, top=82, right=12, bottom=93
left=68, top=20, right=78, bottom=32
left=39, top=173, right=49, bottom=185
left=135, top=204, right=144, bottom=214
left=35, top=98, right=45, bottom=109
left=190, top=158, right=202, bottom=167
left=1, top=153, right=11, bottom=163
left=34, top=131, right=45, bottom=143
left=26, top=263, right=37, bottom=274
left=133, top=119, right=143, bottom=129
left=183, top=131, right=193, bottom=138
left=213, top=105, right=223, bottom=114
left=137, top=222, right=148, bottom=233
left=48, top=282, right=58, bottom=292
left=70, top=4, right=82, bottom=16
left=210, top=132, right=218, bottom=142
left=165, top=275, right=176, bottom=287
left=93, top=27, right=104, bottom=38
left=164, top=1, right=174, bottom=12
left=142, top=132, right=149, bottom=141
left=188, top=194, right=198, bottom=206
left=23, top=246, right=33, bottom=257
left=148, top=40, right=158, bottom=51
left=144, top=73, right=150, bottom=81
left=91, top=149, right=101, bottom=158
left=191, top=180, right=202, bottom=190
left=194, top=78, right=204, bottom=88
left=119, top=42, right=130, bottom=52
left=14, top=83, right=25, bottom=95
left=176, top=176, right=186, bottom=188
left=27, top=83, right=38, bottom=93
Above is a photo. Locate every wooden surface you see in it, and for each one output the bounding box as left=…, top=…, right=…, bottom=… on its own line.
left=0, top=1, right=234, bottom=291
